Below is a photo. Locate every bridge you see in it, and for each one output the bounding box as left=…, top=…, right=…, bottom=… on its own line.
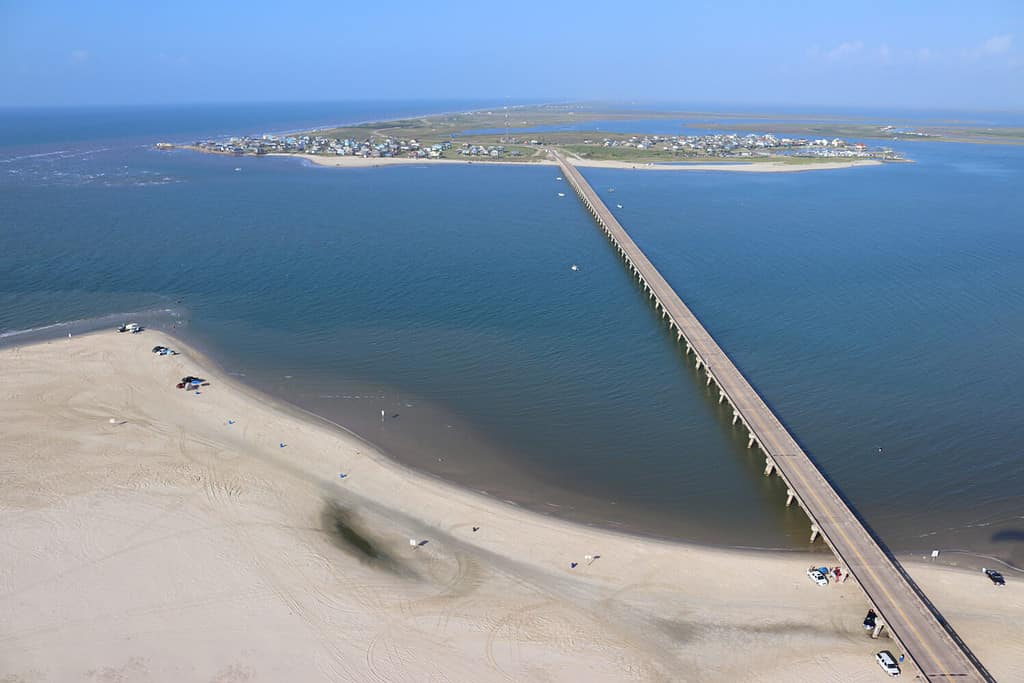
left=552, top=150, right=992, bottom=682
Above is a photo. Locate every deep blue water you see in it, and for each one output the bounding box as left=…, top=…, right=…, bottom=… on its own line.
left=0, top=100, right=501, bottom=149
left=2, top=104, right=1022, bottom=565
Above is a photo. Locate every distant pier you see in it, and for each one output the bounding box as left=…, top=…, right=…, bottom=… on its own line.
left=553, top=150, right=992, bottom=682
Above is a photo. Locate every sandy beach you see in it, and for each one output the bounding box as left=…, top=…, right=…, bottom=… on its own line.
left=267, top=151, right=556, bottom=169
left=1, top=331, right=1019, bottom=682
left=264, top=150, right=883, bottom=173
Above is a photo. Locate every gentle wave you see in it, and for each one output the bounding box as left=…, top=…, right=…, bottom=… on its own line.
left=0, top=150, right=72, bottom=163
left=0, top=308, right=184, bottom=340
left=0, top=147, right=112, bottom=164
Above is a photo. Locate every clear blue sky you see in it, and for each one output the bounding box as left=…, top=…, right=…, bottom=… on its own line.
left=1, top=0, right=1021, bottom=110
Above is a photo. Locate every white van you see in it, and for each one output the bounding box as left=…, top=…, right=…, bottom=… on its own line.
left=875, top=650, right=900, bottom=676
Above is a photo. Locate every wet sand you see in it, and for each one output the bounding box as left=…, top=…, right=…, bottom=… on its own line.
left=1, top=331, right=1019, bottom=681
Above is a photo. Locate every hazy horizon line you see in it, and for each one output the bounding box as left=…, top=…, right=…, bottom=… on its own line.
left=1, top=99, right=1022, bottom=118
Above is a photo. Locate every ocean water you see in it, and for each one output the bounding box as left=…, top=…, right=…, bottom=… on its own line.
left=1, top=104, right=1022, bottom=566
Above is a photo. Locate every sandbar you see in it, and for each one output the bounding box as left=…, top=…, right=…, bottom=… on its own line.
left=267, top=151, right=883, bottom=173
left=1, top=332, right=1019, bottom=681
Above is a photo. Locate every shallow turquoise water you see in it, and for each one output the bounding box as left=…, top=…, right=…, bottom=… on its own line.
left=2, top=106, right=1022, bottom=564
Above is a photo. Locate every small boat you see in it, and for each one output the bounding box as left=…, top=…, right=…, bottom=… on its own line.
left=557, top=192, right=565, bottom=197
left=556, top=176, right=563, bottom=180
left=616, top=204, right=623, bottom=209
left=570, top=264, right=579, bottom=271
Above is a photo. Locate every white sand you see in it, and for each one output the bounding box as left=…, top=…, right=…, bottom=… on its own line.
left=1, top=332, right=1019, bottom=681
left=267, top=151, right=882, bottom=173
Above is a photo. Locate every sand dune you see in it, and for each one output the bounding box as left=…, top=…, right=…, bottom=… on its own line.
left=0, top=331, right=1019, bottom=681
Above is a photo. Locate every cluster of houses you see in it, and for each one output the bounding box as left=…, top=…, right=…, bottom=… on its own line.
left=456, top=143, right=524, bottom=158
left=190, top=134, right=531, bottom=161
left=597, top=133, right=901, bottom=160
left=192, top=134, right=456, bottom=159
left=880, top=125, right=935, bottom=138
left=184, top=128, right=901, bottom=163
left=192, top=132, right=540, bottom=161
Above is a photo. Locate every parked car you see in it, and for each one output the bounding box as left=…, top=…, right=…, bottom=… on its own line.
left=875, top=650, right=900, bottom=677
left=806, top=567, right=829, bottom=586
left=863, top=609, right=877, bottom=631
left=982, top=568, right=1005, bottom=586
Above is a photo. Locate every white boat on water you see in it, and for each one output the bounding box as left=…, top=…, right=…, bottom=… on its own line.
left=570, top=264, right=579, bottom=271
left=556, top=176, right=563, bottom=180
left=617, top=203, right=623, bottom=208
left=557, top=192, right=565, bottom=197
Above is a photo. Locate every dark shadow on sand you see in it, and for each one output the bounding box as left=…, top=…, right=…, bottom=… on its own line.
left=319, top=500, right=407, bottom=575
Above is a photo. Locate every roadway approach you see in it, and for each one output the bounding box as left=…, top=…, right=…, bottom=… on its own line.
left=552, top=150, right=993, bottom=682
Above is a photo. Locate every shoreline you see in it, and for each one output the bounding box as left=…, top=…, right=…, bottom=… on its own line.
left=2, top=330, right=1021, bottom=680
left=176, top=145, right=885, bottom=173
left=155, top=333, right=813, bottom=555
left=0, top=312, right=1012, bottom=562
left=0, top=313, right=958, bottom=559
left=275, top=150, right=885, bottom=173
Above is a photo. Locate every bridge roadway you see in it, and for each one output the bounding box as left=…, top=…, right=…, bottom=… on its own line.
left=552, top=151, right=992, bottom=682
